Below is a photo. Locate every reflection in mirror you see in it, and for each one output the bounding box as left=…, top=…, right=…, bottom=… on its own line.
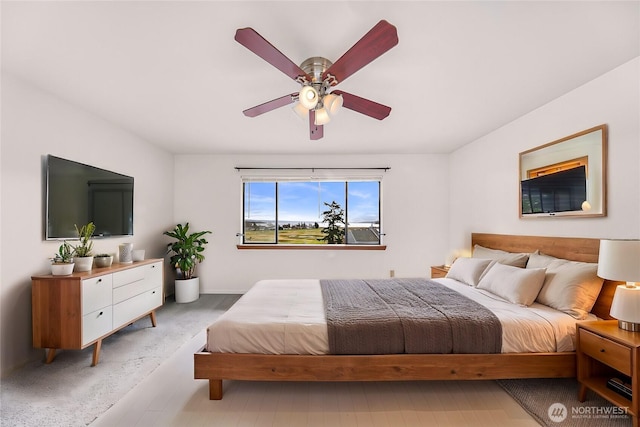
left=519, top=124, right=607, bottom=218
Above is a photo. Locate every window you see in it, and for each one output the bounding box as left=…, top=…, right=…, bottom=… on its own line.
left=242, top=178, right=381, bottom=246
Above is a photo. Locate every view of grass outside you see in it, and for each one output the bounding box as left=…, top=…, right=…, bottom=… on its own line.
left=244, top=228, right=326, bottom=244
left=243, top=179, right=380, bottom=245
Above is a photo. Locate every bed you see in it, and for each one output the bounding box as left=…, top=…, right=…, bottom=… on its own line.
left=195, top=233, right=619, bottom=400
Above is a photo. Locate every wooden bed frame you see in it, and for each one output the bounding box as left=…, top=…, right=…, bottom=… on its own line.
left=195, top=233, right=619, bottom=400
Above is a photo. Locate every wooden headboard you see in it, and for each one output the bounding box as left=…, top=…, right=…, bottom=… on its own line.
left=471, top=233, right=620, bottom=320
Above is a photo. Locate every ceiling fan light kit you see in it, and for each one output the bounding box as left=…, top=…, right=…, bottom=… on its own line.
left=298, top=85, right=319, bottom=110
left=235, top=20, right=398, bottom=140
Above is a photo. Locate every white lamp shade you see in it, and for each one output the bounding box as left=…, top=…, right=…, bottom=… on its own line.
left=610, top=285, right=640, bottom=323
left=323, top=93, right=343, bottom=116
left=299, top=86, right=318, bottom=110
left=292, top=102, right=308, bottom=120
left=597, top=239, right=640, bottom=282
left=314, top=107, right=331, bottom=125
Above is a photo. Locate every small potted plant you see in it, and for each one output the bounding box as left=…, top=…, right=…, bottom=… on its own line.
left=51, top=241, right=75, bottom=276
left=94, top=253, right=114, bottom=268
left=72, top=222, right=95, bottom=272
left=163, top=222, right=211, bottom=303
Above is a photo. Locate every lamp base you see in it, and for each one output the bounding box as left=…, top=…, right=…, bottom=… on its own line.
left=618, top=320, right=640, bottom=332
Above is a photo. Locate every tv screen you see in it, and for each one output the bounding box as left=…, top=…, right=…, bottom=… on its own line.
left=45, top=155, right=134, bottom=240
left=521, top=165, right=586, bottom=215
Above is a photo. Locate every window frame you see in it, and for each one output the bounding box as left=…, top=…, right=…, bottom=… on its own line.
left=238, top=174, right=386, bottom=250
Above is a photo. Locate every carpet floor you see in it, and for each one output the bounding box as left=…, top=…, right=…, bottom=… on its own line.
left=497, top=378, right=632, bottom=427
left=0, top=294, right=239, bottom=427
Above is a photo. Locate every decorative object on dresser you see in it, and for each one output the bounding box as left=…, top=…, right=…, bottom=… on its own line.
left=71, top=222, right=95, bottom=272
left=132, top=249, right=145, bottom=261
left=50, top=241, right=75, bottom=275
left=94, top=253, right=114, bottom=268
left=597, top=239, right=640, bottom=331
left=430, top=265, right=449, bottom=279
left=164, top=223, right=212, bottom=304
left=119, top=242, right=133, bottom=263
left=32, top=259, right=163, bottom=366
left=576, top=320, right=639, bottom=427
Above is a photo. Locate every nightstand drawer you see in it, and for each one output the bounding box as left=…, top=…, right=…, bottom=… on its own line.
left=579, top=329, right=632, bottom=376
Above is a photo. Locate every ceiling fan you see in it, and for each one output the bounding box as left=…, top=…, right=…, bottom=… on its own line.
left=235, top=20, right=399, bottom=140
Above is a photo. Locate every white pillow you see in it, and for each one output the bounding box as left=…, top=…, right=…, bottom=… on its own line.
left=445, top=257, right=494, bottom=287
left=477, top=262, right=547, bottom=306
left=472, top=244, right=529, bottom=268
left=535, top=259, right=604, bottom=319
left=526, top=251, right=559, bottom=269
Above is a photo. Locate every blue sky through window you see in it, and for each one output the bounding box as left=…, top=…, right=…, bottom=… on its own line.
left=244, top=180, right=379, bottom=224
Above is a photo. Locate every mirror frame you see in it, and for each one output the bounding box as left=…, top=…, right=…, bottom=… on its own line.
left=519, top=124, right=607, bottom=218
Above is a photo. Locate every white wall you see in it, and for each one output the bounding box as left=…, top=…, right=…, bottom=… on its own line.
left=173, top=154, right=450, bottom=294
left=449, top=57, right=640, bottom=252
left=0, top=74, right=175, bottom=376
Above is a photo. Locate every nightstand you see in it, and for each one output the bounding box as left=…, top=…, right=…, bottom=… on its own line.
left=430, top=265, right=449, bottom=279
left=576, top=320, right=639, bottom=427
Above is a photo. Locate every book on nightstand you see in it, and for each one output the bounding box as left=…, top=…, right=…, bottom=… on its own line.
left=606, top=377, right=632, bottom=401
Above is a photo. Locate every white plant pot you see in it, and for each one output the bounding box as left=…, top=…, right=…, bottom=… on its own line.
left=51, top=263, right=75, bottom=276
left=175, top=277, right=200, bottom=303
left=73, top=256, right=94, bottom=272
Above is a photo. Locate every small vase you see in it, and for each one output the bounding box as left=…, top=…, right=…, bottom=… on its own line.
left=119, top=243, right=133, bottom=263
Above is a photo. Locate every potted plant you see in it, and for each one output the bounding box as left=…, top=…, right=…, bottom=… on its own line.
left=51, top=241, right=75, bottom=275
left=72, top=222, right=95, bottom=272
left=163, top=222, right=211, bottom=303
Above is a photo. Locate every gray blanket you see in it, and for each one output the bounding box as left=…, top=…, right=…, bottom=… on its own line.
left=320, top=278, right=502, bottom=355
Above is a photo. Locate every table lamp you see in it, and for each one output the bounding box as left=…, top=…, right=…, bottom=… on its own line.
left=597, top=239, right=640, bottom=331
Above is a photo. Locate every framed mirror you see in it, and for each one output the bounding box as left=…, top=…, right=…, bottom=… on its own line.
left=519, top=124, right=607, bottom=218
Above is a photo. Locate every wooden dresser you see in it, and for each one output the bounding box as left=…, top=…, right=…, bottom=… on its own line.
left=32, top=259, right=163, bottom=366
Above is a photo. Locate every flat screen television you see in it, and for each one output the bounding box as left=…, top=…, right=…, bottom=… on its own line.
left=45, top=155, right=134, bottom=240
left=521, top=165, right=586, bottom=215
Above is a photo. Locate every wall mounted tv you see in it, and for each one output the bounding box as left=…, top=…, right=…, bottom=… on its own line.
left=521, top=165, right=587, bottom=215
left=45, top=155, right=134, bottom=240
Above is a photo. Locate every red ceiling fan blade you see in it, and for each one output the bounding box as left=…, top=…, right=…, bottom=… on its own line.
left=322, top=20, right=398, bottom=86
left=332, top=90, right=391, bottom=120
left=309, top=110, right=323, bottom=140
left=243, top=93, right=297, bottom=117
left=235, top=28, right=311, bottom=83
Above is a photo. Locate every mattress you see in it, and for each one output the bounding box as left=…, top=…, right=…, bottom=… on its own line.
left=206, top=277, right=593, bottom=355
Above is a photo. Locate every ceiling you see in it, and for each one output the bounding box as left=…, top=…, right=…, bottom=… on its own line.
left=2, top=1, right=638, bottom=155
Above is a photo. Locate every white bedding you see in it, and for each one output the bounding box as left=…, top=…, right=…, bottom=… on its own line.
left=206, top=278, right=594, bottom=354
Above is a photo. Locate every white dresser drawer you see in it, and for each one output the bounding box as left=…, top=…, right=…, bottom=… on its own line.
left=145, top=262, right=163, bottom=282
left=113, top=265, right=146, bottom=288
left=113, top=277, right=156, bottom=305
left=82, top=275, right=112, bottom=315
left=113, top=287, right=162, bottom=329
left=82, top=306, right=113, bottom=346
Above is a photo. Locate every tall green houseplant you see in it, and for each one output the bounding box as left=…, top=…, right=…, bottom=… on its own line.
left=164, top=223, right=212, bottom=279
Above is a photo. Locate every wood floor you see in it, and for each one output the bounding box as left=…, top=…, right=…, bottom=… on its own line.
left=92, top=330, right=539, bottom=427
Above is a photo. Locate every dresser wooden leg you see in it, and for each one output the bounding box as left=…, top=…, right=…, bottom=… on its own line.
left=91, top=340, right=102, bottom=366
left=45, top=348, right=56, bottom=364
left=578, top=384, right=588, bottom=402
left=149, top=311, right=157, bottom=327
